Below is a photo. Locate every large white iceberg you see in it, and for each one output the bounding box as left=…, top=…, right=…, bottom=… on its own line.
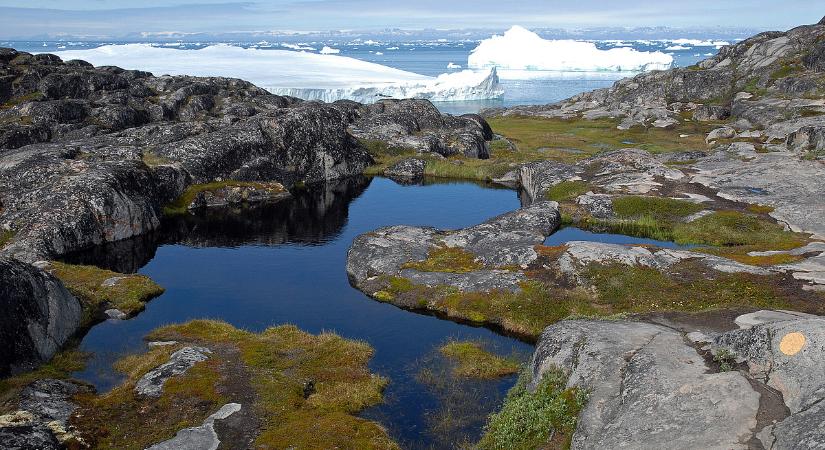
left=49, top=44, right=502, bottom=103
left=468, top=26, right=673, bottom=77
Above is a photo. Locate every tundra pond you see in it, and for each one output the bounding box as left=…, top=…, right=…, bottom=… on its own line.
left=63, top=176, right=533, bottom=449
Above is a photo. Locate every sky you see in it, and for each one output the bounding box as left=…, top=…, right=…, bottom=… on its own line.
left=0, top=0, right=819, bottom=39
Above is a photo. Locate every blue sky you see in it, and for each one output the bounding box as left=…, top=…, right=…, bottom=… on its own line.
left=0, top=1, right=818, bottom=38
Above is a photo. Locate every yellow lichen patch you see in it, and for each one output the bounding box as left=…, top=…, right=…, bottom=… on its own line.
left=439, top=341, right=520, bottom=379
left=779, top=332, right=806, bottom=356
left=402, top=246, right=484, bottom=273
left=48, top=262, right=164, bottom=326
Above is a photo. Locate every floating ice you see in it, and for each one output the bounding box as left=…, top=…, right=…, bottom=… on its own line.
left=665, top=45, right=690, bottom=51
left=468, top=26, right=673, bottom=77
left=50, top=44, right=503, bottom=103
left=447, top=62, right=462, bottom=69
left=319, top=46, right=340, bottom=54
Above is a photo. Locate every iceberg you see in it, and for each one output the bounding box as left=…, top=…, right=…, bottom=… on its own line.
left=49, top=44, right=503, bottom=103
left=468, top=26, right=673, bottom=77
left=319, top=46, right=340, bottom=54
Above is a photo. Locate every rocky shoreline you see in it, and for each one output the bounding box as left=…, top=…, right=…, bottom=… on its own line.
left=2, top=16, right=825, bottom=450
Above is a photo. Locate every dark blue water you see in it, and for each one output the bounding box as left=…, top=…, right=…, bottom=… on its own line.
left=544, top=226, right=695, bottom=249
left=66, top=176, right=532, bottom=449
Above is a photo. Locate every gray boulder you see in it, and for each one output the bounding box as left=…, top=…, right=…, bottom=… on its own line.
left=383, top=158, right=426, bottom=182
left=0, top=257, right=82, bottom=376
left=531, top=320, right=760, bottom=449
left=693, top=104, right=731, bottom=121
left=135, top=346, right=212, bottom=398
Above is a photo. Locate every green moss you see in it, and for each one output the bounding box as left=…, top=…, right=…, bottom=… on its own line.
left=770, top=62, right=803, bottom=81
left=478, top=370, right=587, bottom=450
left=487, top=116, right=717, bottom=160
left=380, top=278, right=597, bottom=338
left=402, top=246, right=484, bottom=273
left=586, top=261, right=790, bottom=312
left=163, top=180, right=287, bottom=216
left=0, top=229, right=15, bottom=249
left=671, top=211, right=809, bottom=248
left=141, top=151, right=173, bottom=167
left=612, top=196, right=704, bottom=221
left=439, top=341, right=520, bottom=379
left=0, top=91, right=44, bottom=110
left=545, top=181, right=590, bottom=202
left=49, top=262, right=164, bottom=326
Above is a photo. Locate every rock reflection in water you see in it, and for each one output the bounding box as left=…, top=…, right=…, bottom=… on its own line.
left=63, top=176, right=372, bottom=273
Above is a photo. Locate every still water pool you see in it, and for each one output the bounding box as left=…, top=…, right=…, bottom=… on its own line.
left=66, top=176, right=533, bottom=449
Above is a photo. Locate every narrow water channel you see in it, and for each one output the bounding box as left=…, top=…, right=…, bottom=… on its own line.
left=64, top=176, right=534, bottom=449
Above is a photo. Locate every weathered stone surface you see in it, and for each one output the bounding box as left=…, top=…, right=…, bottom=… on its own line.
left=715, top=317, right=825, bottom=414
left=146, top=403, right=242, bottom=450
left=715, top=313, right=825, bottom=449
left=0, top=257, right=82, bottom=376
left=383, top=157, right=426, bottom=182
left=693, top=104, right=731, bottom=121
left=346, top=99, right=490, bottom=158
left=187, top=183, right=289, bottom=210
left=690, top=150, right=825, bottom=238
left=555, top=241, right=770, bottom=281
left=347, top=201, right=560, bottom=290
left=135, top=346, right=212, bottom=398
left=574, top=193, right=614, bottom=219
left=706, top=126, right=737, bottom=143
left=530, top=320, right=760, bottom=449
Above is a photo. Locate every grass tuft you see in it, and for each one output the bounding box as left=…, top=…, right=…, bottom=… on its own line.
left=49, top=262, right=164, bottom=326
left=439, top=341, right=520, bottom=379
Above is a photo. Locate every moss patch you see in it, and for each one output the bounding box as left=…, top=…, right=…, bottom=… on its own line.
left=163, top=181, right=287, bottom=216
left=487, top=116, right=718, bottom=160
left=141, top=151, right=173, bottom=167
left=49, top=262, right=164, bottom=326
left=586, top=261, right=791, bottom=312
left=402, top=246, right=484, bottom=273
left=0, top=229, right=14, bottom=249
left=612, top=196, right=704, bottom=221
left=71, top=321, right=397, bottom=449
left=478, top=370, right=586, bottom=450
left=439, top=341, right=520, bottom=379
left=545, top=181, right=590, bottom=202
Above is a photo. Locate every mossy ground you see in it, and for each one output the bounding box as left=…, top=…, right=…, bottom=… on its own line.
left=0, top=229, right=14, bottom=249
left=439, top=341, right=520, bottom=379
left=49, top=262, right=164, bottom=326
left=70, top=320, right=397, bottom=449
left=162, top=180, right=287, bottom=216
left=363, top=116, right=721, bottom=183
left=402, top=246, right=484, bottom=273
left=478, top=370, right=587, bottom=450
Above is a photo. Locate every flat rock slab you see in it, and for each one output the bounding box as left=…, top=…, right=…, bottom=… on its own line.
left=146, top=403, right=241, bottom=450
left=347, top=201, right=560, bottom=291
left=531, top=320, right=760, bottom=449
left=135, top=346, right=212, bottom=398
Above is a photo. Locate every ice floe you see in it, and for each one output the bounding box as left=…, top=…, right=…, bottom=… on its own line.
left=49, top=43, right=503, bottom=103
left=468, top=26, right=673, bottom=77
